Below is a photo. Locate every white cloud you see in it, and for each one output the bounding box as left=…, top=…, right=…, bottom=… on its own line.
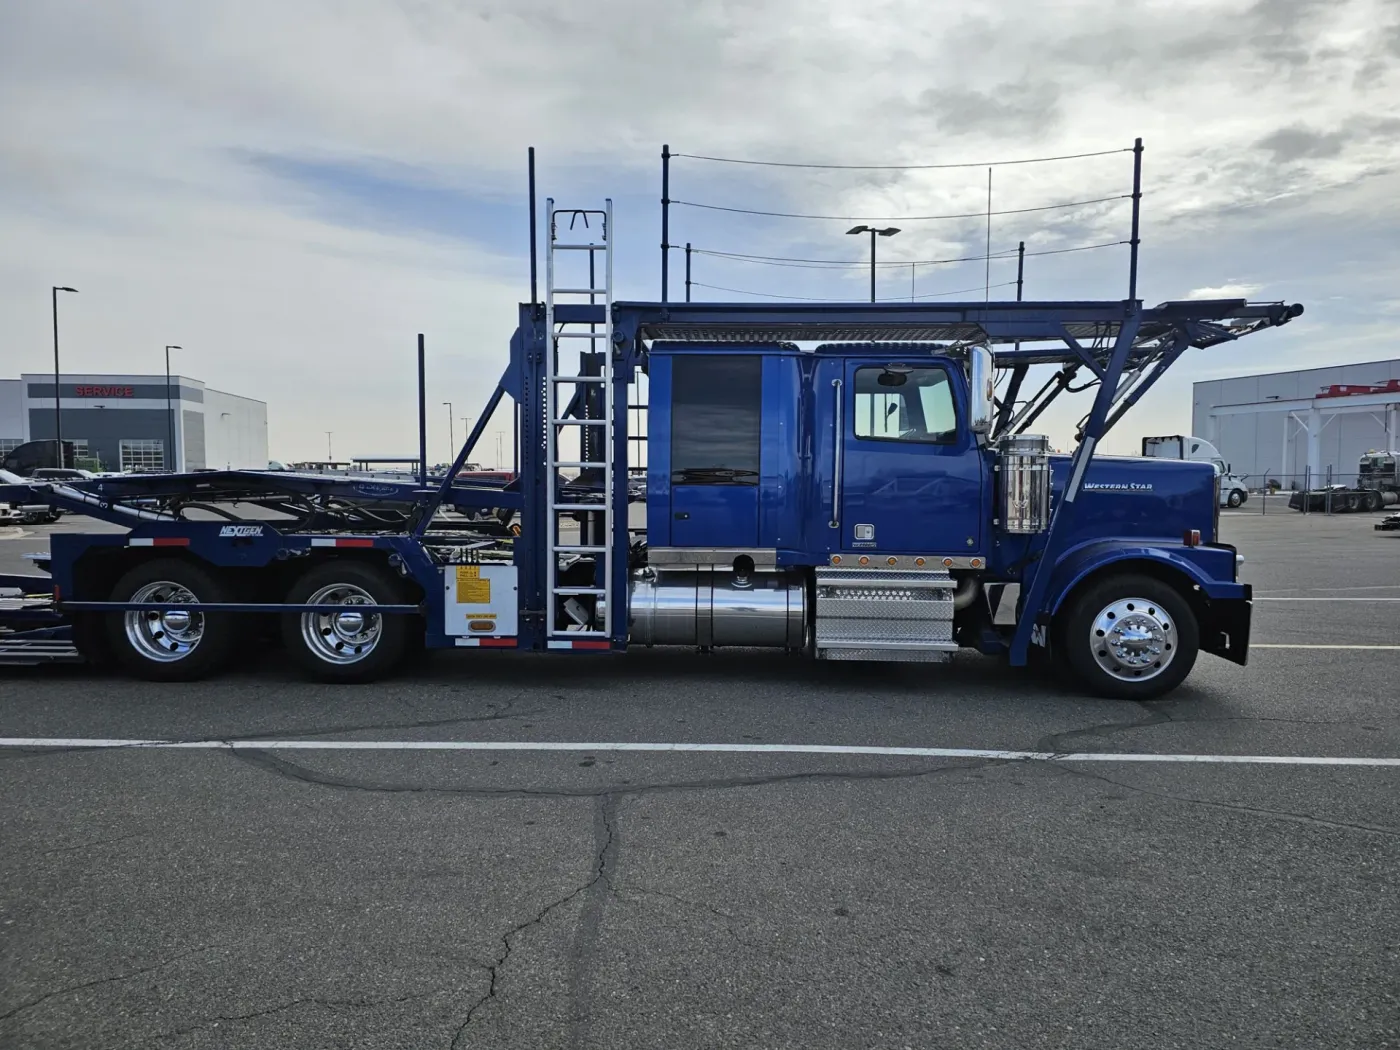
left=1183, top=283, right=1265, bottom=299
left=1, top=0, right=1398, bottom=457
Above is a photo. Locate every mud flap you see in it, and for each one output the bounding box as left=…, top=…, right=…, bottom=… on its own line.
left=1201, top=592, right=1252, bottom=666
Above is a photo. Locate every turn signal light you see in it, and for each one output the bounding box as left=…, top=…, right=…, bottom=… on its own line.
left=1183, top=529, right=1201, bottom=547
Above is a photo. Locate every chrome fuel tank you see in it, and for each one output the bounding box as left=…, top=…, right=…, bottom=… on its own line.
left=629, top=568, right=806, bottom=648
left=997, top=433, right=1052, bottom=534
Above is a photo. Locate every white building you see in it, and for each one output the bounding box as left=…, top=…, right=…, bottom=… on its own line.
left=0, top=373, right=268, bottom=473
left=1192, top=359, right=1400, bottom=484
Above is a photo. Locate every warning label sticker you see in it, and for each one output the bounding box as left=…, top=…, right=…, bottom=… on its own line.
left=455, top=566, right=491, bottom=604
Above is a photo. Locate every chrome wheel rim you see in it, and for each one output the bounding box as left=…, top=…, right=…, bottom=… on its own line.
left=301, top=583, right=381, bottom=665
left=124, top=582, right=204, bottom=662
left=1089, top=597, right=1175, bottom=682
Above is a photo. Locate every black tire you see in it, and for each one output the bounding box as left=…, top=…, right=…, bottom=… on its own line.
left=71, top=614, right=114, bottom=667
left=1364, top=490, right=1383, bottom=512
left=1227, top=489, right=1244, bottom=508
left=1056, top=573, right=1199, bottom=701
left=106, top=559, right=236, bottom=681
left=280, top=560, right=414, bottom=683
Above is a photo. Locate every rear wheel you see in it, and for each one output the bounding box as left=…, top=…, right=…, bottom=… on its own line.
left=106, top=559, right=235, bottom=681
left=1057, top=573, right=1199, bottom=701
left=280, top=560, right=414, bottom=683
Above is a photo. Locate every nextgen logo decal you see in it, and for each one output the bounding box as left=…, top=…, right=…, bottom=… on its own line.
left=1083, top=482, right=1155, bottom=492
left=219, top=525, right=264, bottom=538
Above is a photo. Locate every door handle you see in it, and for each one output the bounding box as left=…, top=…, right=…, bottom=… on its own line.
left=829, top=377, right=843, bottom=529
left=674, top=512, right=690, bottom=520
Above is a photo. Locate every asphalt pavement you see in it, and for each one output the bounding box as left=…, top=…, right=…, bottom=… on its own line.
left=1, top=509, right=1397, bottom=1049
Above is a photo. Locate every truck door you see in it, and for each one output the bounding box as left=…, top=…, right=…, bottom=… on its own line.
left=835, top=358, right=983, bottom=554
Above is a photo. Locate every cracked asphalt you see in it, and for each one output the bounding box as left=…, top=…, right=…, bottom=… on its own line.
left=2, top=511, right=1398, bottom=1048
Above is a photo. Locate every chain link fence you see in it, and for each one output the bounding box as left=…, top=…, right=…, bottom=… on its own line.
left=1230, top=469, right=1400, bottom=515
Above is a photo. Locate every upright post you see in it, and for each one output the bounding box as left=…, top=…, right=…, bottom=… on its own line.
left=165, top=346, right=174, bottom=471
left=1128, top=137, right=1143, bottom=302
left=661, top=144, right=671, bottom=302
left=513, top=402, right=519, bottom=477
left=528, top=147, right=539, bottom=305
left=869, top=229, right=877, bottom=303
left=417, top=333, right=427, bottom=485
left=1016, top=241, right=1025, bottom=301
left=685, top=242, right=692, bottom=302
left=51, top=288, right=63, bottom=467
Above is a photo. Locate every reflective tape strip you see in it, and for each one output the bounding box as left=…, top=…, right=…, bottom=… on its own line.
left=546, top=639, right=612, bottom=650
left=308, top=538, right=375, bottom=548
left=127, top=537, right=189, bottom=547
left=454, top=637, right=516, bottom=648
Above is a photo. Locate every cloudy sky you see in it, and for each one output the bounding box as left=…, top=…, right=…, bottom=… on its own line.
left=2, top=0, right=1397, bottom=463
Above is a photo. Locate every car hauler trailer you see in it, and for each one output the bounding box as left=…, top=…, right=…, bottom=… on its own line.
left=0, top=198, right=1302, bottom=700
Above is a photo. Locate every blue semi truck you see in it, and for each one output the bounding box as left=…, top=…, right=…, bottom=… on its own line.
left=0, top=199, right=1302, bottom=700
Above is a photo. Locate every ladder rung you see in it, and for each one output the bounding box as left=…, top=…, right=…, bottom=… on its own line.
left=556, top=332, right=608, bottom=340
left=552, top=244, right=608, bottom=251
left=551, top=288, right=609, bottom=295
left=552, top=461, right=608, bottom=469
left=550, top=418, right=607, bottom=425
left=554, top=545, right=608, bottom=553
left=552, top=375, right=606, bottom=383
left=554, top=587, right=607, bottom=596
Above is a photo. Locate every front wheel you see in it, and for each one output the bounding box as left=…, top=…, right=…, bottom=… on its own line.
left=1227, top=489, right=1244, bottom=508
left=280, top=560, right=414, bottom=683
left=1057, top=574, right=1199, bottom=701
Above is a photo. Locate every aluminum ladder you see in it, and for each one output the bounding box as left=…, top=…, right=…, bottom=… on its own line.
left=544, top=198, right=614, bottom=644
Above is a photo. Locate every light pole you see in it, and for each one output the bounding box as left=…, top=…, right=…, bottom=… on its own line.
left=443, top=401, right=454, bottom=463
left=51, top=286, right=78, bottom=466
left=845, top=226, right=900, bottom=302
left=325, top=431, right=333, bottom=460
left=165, top=345, right=182, bottom=472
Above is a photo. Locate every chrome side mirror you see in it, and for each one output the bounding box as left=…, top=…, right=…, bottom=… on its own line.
left=968, top=344, right=995, bottom=436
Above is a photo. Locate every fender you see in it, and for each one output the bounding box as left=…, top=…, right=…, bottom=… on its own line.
left=1045, top=539, right=1246, bottom=615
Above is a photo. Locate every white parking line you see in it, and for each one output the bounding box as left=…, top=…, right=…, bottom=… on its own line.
left=1253, top=644, right=1400, bottom=650
left=1255, top=597, right=1400, bottom=602
left=0, top=738, right=1396, bottom=767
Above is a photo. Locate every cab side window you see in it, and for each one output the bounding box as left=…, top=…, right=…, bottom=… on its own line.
left=853, top=365, right=957, bottom=444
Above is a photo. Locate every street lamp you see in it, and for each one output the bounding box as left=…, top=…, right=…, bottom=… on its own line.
left=51, top=286, right=78, bottom=467
left=165, top=345, right=183, bottom=472
left=443, top=401, right=454, bottom=462
left=846, top=226, right=900, bottom=303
